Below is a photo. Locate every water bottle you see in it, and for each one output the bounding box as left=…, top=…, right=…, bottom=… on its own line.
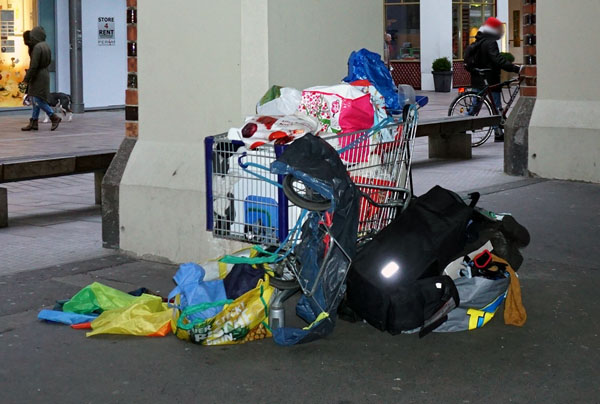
left=397, top=84, right=416, bottom=107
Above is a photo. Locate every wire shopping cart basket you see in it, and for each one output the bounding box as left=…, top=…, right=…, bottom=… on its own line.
left=204, top=104, right=419, bottom=247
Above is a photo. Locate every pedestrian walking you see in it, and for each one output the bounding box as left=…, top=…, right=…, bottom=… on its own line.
left=21, top=26, right=61, bottom=132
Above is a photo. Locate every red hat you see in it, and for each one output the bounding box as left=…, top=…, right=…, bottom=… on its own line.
left=485, top=17, right=503, bottom=29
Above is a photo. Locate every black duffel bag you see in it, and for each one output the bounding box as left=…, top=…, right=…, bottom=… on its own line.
left=346, top=186, right=477, bottom=334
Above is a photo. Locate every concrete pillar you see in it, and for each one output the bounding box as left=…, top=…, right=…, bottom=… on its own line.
left=420, top=0, right=453, bottom=91
left=68, top=0, right=84, bottom=113
left=504, top=97, right=535, bottom=176
left=528, top=0, right=600, bottom=183
left=118, top=0, right=382, bottom=263
left=496, top=0, right=510, bottom=53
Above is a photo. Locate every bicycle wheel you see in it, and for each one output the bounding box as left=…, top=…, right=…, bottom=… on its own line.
left=282, top=174, right=331, bottom=212
left=448, top=92, right=494, bottom=147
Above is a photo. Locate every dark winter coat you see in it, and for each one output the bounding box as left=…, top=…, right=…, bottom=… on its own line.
left=23, top=26, right=52, bottom=102
left=470, top=30, right=520, bottom=90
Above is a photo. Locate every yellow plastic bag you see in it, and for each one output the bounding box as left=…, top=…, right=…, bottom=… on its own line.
left=174, top=278, right=274, bottom=345
left=87, top=295, right=173, bottom=337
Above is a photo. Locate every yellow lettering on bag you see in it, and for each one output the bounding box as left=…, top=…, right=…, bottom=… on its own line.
left=467, top=308, right=495, bottom=330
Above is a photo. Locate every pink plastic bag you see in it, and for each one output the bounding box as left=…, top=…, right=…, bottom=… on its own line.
left=299, top=84, right=374, bottom=134
left=299, top=84, right=374, bottom=163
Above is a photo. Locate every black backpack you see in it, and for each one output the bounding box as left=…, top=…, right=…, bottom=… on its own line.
left=464, top=40, right=482, bottom=73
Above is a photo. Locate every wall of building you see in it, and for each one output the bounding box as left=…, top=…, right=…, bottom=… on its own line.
left=54, top=0, right=127, bottom=108
left=268, top=0, right=382, bottom=92
left=55, top=0, right=70, bottom=93
left=496, top=0, right=509, bottom=53
left=528, top=0, right=600, bottom=183
left=420, top=0, right=453, bottom=91
left=119, top=0, right=382, bottom=263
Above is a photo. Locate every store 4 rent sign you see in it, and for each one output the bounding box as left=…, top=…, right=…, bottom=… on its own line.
left=98, top=16, right=115, bottom=46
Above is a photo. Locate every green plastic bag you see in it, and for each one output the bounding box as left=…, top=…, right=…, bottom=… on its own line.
left=258, top=85, right=282, bottom=107
left=63, top=282, right=139, bottom=314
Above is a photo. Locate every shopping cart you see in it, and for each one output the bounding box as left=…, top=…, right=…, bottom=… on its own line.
left=205, top=104, right=418, bottom=246
left=204, top=105, right=419, bottom=331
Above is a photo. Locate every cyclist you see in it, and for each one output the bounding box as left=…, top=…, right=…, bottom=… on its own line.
left=469, top=17, right=521, bottom=142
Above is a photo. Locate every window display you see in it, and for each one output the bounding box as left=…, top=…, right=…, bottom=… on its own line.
left=385, top=1, right=420, bottom=61
left=452, top=0, right=496, bottom=60
left=0, top=0, right=35, bottom=107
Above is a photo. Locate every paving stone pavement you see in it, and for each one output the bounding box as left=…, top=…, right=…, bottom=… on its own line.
left=0, top=174, right=112, bottom=275
left=0, top=110, right=124, bottom=160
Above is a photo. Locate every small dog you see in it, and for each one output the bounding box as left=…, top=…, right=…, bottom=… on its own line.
left=23, top=93, right=73, bottom=123
left=42, top=93, right=73, bottom=123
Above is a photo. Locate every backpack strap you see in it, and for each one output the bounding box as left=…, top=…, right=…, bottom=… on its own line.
left=468, top=192, right=480, bottom=208
left=418, top=276, right=460, bottom=338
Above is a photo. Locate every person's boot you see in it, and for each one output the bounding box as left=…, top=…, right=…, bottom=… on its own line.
left=49, top=114, right=62, bottom=131
left=21, top=119, right=39, bottom=131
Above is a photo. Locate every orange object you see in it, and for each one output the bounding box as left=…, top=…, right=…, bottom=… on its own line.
left=268, top=131, right=288, bottom=141
left=148, top=321, right=171, bottom=337
left=249, top=141, right=266, bottom=150
left=71, top=322, right=93, bottom=329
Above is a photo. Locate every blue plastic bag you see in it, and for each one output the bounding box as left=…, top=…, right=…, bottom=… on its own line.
left=168, top=263, right=227, bottom=321
left=38, top=309, right=98, bottom=325
left=343, top=48, right=400, bottom=111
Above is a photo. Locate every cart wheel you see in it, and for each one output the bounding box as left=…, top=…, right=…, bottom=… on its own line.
left=283, top=175, right=332, bottom=212
left=269, top=276, right=300, bottom=291
left=261, top=247, right=300, bottom=290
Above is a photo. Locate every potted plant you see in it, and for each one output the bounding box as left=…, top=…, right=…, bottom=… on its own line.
left=432, top=57, right=452, bottom=92
left=500, top=52, right=517, bottom=82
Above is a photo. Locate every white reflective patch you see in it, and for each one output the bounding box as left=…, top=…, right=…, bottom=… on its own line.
left=435, top=282, right=442, bottom=289
left=381, top=262, right=400, bottom=278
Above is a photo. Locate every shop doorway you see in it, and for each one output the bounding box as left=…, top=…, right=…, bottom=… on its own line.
left=0, top=0, right=57, bottom=108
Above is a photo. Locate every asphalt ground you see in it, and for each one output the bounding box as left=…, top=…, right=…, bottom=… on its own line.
left=1, top=180, right=599, bottom=403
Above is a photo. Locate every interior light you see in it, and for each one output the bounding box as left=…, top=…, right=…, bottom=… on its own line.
left=381, top=262, right=400, bottom=278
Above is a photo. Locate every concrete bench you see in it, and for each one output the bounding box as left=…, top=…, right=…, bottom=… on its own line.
left=0, top=151, right=115, bottom=227
left=416, top=115, right=502, bottom=159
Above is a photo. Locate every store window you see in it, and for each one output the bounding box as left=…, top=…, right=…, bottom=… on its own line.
left=0, top=0, right=36, bottom=107
left=452, top=0, right=496, bottom=60
left=385, top=1, right=420, bottom=61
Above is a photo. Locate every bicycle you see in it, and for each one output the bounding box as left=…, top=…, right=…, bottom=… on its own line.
left=448, top=68, right=524, bottom=147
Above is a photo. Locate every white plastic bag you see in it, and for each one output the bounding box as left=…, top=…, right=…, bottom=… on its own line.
left=227, top=114, right=318, bottom=150
left=257, top=87, right=302, bottom=115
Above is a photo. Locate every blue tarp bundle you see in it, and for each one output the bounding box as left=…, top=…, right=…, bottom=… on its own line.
left=167, top=263, right=227, bottom=321
left=343, top=48, right=400, bottom=111
left=270, top=134, right=360, bottom=345
left=38, top=310, right=98, bottom=325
